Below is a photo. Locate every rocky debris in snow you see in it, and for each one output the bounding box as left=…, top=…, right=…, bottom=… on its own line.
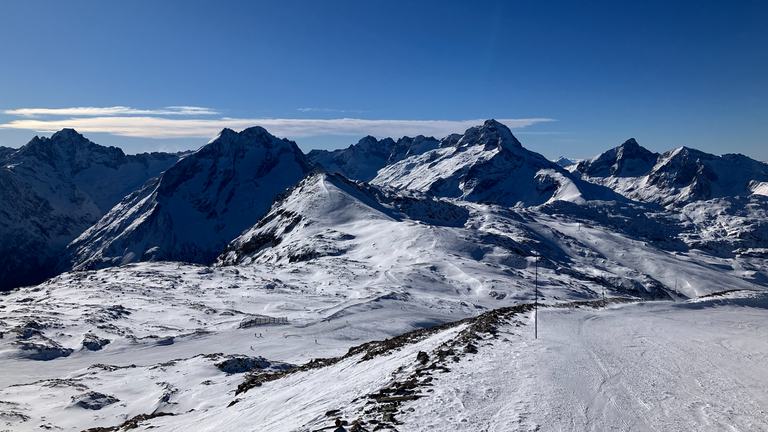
left=71, top=392, right=120, bottom=410
left=216, top=355, right=285, bottom=374
left=81, top=412, right=175, bottom=432
left=85, top=304, right=132, bottom=324
left=82, top=333, right=111, bottom=351
left=89, top=364, right=138, bottom=372
left=155, top=336, right=175, bottom=346
left=14, top=338, right=74, bottom=360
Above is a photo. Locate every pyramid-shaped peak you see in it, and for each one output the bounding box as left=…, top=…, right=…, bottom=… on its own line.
left=615, top=138, right=656, bottom=159
left=573, top=138, right=658, bottom=178
left=621, top=138, right=639, bottom=148
left=50, top=128, right=87, bottom=141
left=356, top=135, right=395, bottom=147
left=456, top=119, right=522, bottom=149
left=481, top=119, right=516, bottom=138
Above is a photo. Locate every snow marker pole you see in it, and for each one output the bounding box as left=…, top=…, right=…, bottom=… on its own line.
left=535, top=251, right=538, bottom=340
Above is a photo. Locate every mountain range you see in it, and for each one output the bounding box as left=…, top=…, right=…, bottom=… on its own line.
left=0, top=129, right=183, bottom=290
left=1, top=120, right=768, bottom=431
left=571, top=137, right=768, bottom=206
left=2, top=120, right=767, bottom=292
left=61, top=126, right=314, bottom=272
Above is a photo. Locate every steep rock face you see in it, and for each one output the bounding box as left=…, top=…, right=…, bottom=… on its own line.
left=574, top=140, right=768, bottom=206
left=371, top=120, right=620, bottom=206
left=0, top=129, right=182, bottom=291
left=575, top=138, right=658, bottom=177
left=387, top=135, right=441, bottom=165
left=7, top=129, right=183, bottom=213
left=0, top=146, right=15, bottom=164
left=64, top=127, right=314, bottom=271
left=307, top=135, right=439, bottom=182
left=307, top=136, right=396, bottom=182
left=0, top=169, right=63, bottom=290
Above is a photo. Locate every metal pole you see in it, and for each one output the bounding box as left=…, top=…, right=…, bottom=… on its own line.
left=535, top=253, right=539, bottom=339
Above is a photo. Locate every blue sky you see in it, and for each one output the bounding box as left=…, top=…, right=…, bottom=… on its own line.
left=1, top=0, right=766, bottom=160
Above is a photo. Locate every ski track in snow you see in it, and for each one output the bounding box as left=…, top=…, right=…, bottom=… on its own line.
left=402, top=299, right=768, bottom=432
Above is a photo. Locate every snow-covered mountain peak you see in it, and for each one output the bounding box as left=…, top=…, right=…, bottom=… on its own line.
left=307, top=135, right=399, bottom=182
left=574, top=138, right=768, bottom=206
left=575, top=138, right=658, bottom=178
left=372, top=120, right=621, bottom=207
left=217, top=170, right=477, bottom=266
left=453, top=119, right=522, bottom=151
left=0, top=129, right=183, bottom=290
left=12, top=128, right=127, bottom=176
left=199, top=126, right=304, bottom=158
left=63, top=127, right=313, bottom=271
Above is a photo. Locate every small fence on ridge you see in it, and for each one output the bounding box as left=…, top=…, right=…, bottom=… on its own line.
left=238, top=316, right=288, bottom=328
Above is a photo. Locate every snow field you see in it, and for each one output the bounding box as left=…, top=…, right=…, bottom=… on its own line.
left=402, top=295, right=768, bottom=432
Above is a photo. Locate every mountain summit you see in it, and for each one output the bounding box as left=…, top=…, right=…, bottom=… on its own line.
left=0, top=129, right=181, bottom=290
left=62, top=127, right=314, bottom=271
left=574, top=138, right=658, bottom=178
left=372, top=119, right=619, bottom=206
left=574, top=139, right=768, bottom=206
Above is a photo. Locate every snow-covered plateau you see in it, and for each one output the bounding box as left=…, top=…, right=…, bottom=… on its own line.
left=1, top=120, right=767, bottom=431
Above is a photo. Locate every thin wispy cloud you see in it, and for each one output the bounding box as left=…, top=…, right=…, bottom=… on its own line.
left=515, top=131, right=566, bottom=135
left=0, top=106, right=554, bottom=139
left=4, top=106, right=219, bottom=117
left=297, top=108, right=368, bottom=114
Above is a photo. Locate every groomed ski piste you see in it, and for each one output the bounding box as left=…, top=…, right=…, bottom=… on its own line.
left=1, top=170, right=767, bottom=431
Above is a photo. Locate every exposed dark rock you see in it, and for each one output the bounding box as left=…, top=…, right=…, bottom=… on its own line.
left=82, top=333, right=111, bottom=351
left=71, top=392, right=119, bottom=410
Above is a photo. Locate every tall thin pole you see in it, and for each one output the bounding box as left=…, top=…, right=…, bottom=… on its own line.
left=534, top=251, right=538, bottom=339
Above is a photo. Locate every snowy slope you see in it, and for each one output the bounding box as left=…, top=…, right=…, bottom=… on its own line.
left=401, top=294, right=768, bottom=432
left=220, top=170, right=767, bottom=302
left=2, top=274, right=766, bottom=431
left=372, top=120, right=622, bottom=206
left=307, top=135, right=439, bottom=182
left=62, top=127, right=314, bottom=271
left=574, top=138, right=768, bottom=206
left=0, top=129, right=182, bottom=291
